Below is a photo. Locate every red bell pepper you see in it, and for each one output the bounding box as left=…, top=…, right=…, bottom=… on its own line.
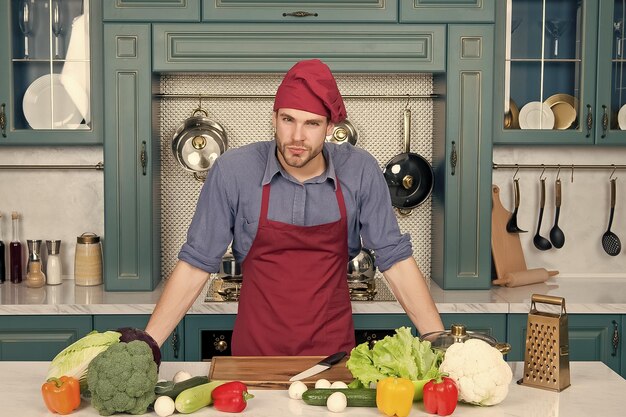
left=423, top=376, right=458, bottom=416
left=211, top=381, right=254, bottom=413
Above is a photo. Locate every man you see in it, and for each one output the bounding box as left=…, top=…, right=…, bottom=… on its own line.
left=145, top=59, right=444, bottom=356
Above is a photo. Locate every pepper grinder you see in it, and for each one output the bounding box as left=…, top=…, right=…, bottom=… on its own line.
left=26, top=239, right=45, bottom=288
left=46, top=240, right=62, bottom=285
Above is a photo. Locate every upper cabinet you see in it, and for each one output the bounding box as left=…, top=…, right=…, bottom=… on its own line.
left=103, top=0, right=201, bottom=22
left=201, top=0, right=398, bottom=22
left=400, top=0, right=495, bottom=23
left=494, top=0, right=626, bottom=145
left=0, top=0, right=102, bottom=145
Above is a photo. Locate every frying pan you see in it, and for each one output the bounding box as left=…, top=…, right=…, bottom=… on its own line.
left=383, top=108, right=434, bottom=215
left=172, top=107, right=228, bottom=182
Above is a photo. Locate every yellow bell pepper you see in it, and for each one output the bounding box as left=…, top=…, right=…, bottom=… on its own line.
left=376, top=377, right=415, bottom=417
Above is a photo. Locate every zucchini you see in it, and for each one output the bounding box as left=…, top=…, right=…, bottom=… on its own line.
left=302, top=388, right=377, bottom=407
left=175, top=380, right=226, bottom=414
left=155, top=376, right=209, bottom=398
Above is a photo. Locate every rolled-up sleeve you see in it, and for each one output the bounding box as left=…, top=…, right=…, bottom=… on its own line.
left=178, top=161, right=234, bottom=273
left=357, top=157, right=413, bottom=272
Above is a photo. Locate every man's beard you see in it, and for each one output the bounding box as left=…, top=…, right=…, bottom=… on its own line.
left=276, top=137, right=322, bottom=169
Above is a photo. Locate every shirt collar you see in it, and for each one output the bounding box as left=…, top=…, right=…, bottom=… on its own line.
left=262, top=141, right=337, bottom=190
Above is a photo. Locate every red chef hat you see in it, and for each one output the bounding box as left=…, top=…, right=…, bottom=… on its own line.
left=273, top=59, right=347, bottom=123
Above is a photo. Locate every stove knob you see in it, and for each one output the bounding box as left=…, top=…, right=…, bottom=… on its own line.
left=215, top=340, right=228, bottom=352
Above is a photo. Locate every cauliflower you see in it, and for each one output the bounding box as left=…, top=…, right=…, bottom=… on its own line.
left=439, top=339, right=512, bottom=406
left=87, top=340, right=158, bottom=415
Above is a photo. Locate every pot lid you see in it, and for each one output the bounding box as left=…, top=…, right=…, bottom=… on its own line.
left=420, top=324, right=500, bottom=351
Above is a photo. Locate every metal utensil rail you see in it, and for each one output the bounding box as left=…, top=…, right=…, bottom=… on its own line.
left=0, top=162, right=103, bottom=170
left=493, top=163, right=626, bottom=180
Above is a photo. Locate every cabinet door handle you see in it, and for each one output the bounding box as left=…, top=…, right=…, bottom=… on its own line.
left=282, top=11, right=318, bottom=17
left=601, top=105, right=609, bottom=138
left=171, top=329, right=179, bottom=359
left=0, top=103, right=6, bottom=138
left=140, top=141, right=147, bottom=176
left=612, top=320, right=619, bottom=357
left=586, top=105, right=593, bottom=138
left=450, top=141, right=457, bottom=176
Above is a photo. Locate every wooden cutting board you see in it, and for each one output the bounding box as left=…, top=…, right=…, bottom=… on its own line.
left=492, top=184, right=527, bottom=280
left=208, top=356, right=354, bottom=389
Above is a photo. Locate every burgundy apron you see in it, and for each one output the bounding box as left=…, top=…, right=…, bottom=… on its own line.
left=231, top=178, right=355, bottom=356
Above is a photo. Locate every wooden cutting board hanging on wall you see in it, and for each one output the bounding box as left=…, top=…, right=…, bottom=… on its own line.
left=491, top=184, right=527, bottom=280
left=208, top=356, right=354, bottom=389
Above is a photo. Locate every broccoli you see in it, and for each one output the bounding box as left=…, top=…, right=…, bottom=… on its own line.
left=87, top=340, right=158, bottom=415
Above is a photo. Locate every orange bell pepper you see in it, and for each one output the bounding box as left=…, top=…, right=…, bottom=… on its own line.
left=376, top=377, right=415, bottom=417
left=41, top=376, right=81, bottom=415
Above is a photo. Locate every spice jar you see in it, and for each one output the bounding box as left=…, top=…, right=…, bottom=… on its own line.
left=26, top=259, right=46, bottom=288
left=46, top=240, right=62, bottom=285
left=74, top=233, right=102, bottom=286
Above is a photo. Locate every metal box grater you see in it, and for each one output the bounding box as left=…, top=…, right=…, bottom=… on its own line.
left=518, top=294, right=571, bottom=392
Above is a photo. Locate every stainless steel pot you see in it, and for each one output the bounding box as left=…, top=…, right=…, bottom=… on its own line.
left=327, top=119, right=358, bottom=145
left=347, top=248, right=376, bottom=282
left=220, top=252, right=241, bottom=278
left=172, top=107, right=228, bottom=180
left=420, top=324, right=511, bottom=355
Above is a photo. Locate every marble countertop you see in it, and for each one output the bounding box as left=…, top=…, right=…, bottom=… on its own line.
left=1, top=276, right=626, bottom=315
left=3, top=361, right=624, bottom=416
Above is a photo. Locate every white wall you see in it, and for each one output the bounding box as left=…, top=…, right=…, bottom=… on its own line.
left=492, top=146, right=626, bottom=277
left=0, top=146, right=104, bottom=280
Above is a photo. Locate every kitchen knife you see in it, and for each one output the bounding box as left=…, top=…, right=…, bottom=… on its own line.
left=288, top=351, right=347, bottom=382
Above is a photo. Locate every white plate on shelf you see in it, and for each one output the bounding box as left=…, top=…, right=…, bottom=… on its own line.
left=519, top=101, right=555, bottom=130
left=22, top=74, right=83, bottom=129
left=618, top=105, right=626, bottom=130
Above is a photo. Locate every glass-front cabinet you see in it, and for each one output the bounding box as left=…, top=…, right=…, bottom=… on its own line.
left=0, top=0, right=101, bottom=145
left=494, top=0, right=625, bottom=145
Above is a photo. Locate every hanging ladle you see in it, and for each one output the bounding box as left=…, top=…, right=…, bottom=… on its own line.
left=549, top=177, right=565, bottom=248
left=602, top=177, right=621, bottom=256
left=533, top=177, right=553, bottom=251
left=506, top=177, right=527, bottom=233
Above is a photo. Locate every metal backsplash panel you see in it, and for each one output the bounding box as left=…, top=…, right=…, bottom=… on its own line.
left=159, top=73, right=434, bottom=295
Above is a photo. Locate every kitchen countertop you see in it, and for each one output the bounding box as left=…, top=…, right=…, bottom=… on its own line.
left=3, top=361, right=624, bottom=416
left=1, top=276, right=626, bottom=315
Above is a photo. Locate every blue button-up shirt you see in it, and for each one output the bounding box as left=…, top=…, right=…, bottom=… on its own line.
left=179, top=141, right=413, bottom=273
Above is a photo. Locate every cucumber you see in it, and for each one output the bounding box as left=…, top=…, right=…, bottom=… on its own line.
left=174, top=380, right=226, bottom=414
left=302, top=388, right=377, bottom=407
left=155, top=376, right=209, bottom=399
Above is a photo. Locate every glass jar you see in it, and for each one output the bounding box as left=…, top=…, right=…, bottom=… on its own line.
left=74, top=233, right=102, bottom=286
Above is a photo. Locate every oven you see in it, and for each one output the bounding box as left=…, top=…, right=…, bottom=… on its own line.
left=200, top=330, right=234, bottom=359
left=198, top=328, right=401, bottom=360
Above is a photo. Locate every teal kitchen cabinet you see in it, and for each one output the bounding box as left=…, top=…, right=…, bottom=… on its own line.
left=103, top=24, right=161, bottom=291
left=93, top=315, right=183, bottom=361
left=507, top=314, right=621, bottom=375
left=201, top=0, right=398, bottom=22
left=0, top=0, right=102, bottom=145
left=431, top=24, right=494, bottom=289
left=103, top=0, right=201, bottom=21
left=0, top=316, right=92, bottom=360
left=440, top=313, right=507, bottom=343
left=494, top=0, right=626, bottom=145
left=152, top=24, right=445, bottom=73
left=400, top=0, right=495, bottom=23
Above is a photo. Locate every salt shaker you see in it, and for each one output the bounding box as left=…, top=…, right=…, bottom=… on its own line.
left=74, top=233, right=102, bottom=286
left=46, top=240, right=62, bottom=285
